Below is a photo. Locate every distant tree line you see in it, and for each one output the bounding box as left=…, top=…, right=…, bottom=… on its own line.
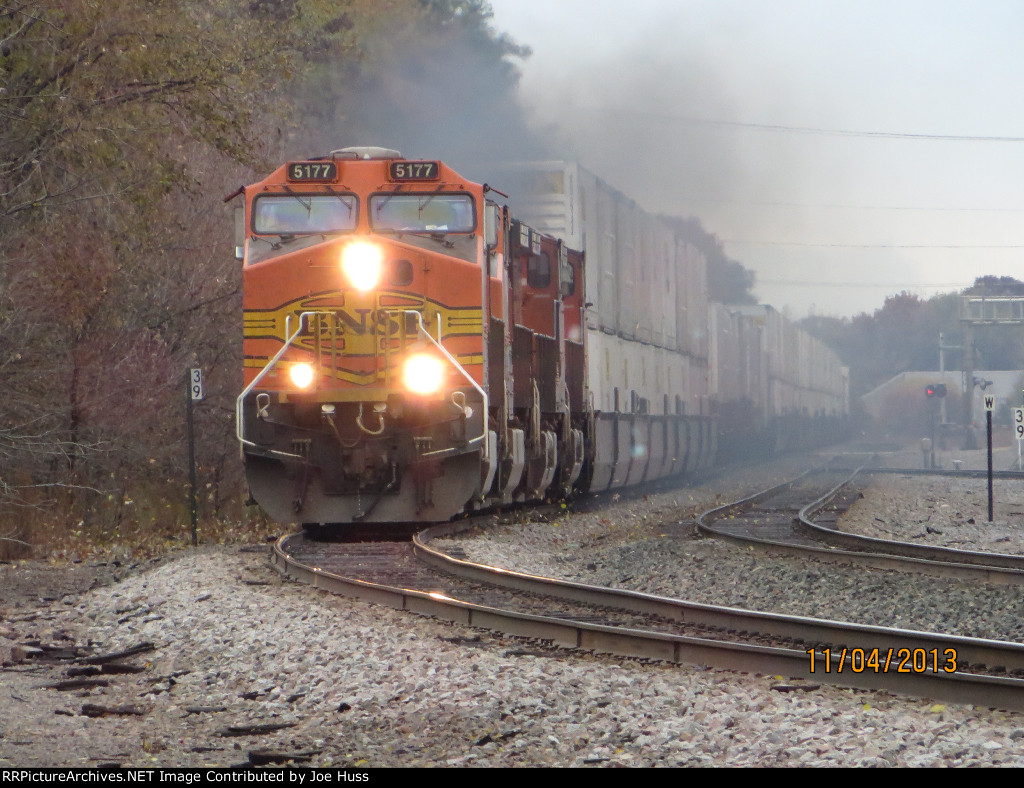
left=798, top=276, right=1024, bottom=403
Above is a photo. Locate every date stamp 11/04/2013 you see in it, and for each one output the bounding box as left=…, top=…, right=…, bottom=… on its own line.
left=806, top=647, right=958, bottom=675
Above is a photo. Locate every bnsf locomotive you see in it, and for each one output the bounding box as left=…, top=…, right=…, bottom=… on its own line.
left=234, top=147, right=847, bottom=526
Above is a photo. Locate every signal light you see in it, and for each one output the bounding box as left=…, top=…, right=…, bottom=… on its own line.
left=925, top=383, right=947, bottom=398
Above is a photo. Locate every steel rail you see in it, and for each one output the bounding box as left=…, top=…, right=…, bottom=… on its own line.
left=698, top=467, right=1024, bottom=584
left=272, top=527, right=1024, bottom=713
left=798, top=469, right=1024, bottom=570
left=415, top=521, right=1024, bottom=671
left=866, top=467, right=1024, bottom=481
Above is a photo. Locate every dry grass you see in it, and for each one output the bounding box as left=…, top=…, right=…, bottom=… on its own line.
left=0, top=482, right=280, bottom=564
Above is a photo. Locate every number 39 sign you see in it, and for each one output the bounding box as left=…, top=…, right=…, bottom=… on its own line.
left=190, top=368, right=205, bottom=401
left=1014, top=407, right=1024, bottom=440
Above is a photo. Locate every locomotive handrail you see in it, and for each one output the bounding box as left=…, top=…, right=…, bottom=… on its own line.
left=236, top=311, right=315, bottom=458
left=236, top=309, right=489, bottom=464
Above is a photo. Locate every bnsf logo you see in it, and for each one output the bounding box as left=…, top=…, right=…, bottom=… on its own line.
left=298, top=309, right=418, bottom=356
left=307, top=308, right=412, bottom=337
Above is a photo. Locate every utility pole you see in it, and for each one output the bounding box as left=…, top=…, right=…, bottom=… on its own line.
left=962, top=324, right=976, bottom=449
left=938, top=332, right=961, bottom=434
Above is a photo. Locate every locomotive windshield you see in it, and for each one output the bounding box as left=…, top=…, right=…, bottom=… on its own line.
left=253, top=194, right=357, bottom=235
left=369, top=193, right=475, bottom=234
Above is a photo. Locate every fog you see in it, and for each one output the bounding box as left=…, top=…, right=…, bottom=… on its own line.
left=295, top=21, right=556, bottom=186
left=489, top=0, right=1024, bottom=319
left=292, top=1, right=1024, bottom=320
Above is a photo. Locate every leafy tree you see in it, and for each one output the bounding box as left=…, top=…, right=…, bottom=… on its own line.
left=965, top=276, right=1024, bottom=297
left=0, top=0, right=359, bottom=549
left=286, top=0, right=545, bottom=173
left=0, top=0, right=543, bottom=554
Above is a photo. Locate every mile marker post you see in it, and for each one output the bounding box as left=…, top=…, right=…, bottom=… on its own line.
left=187, top=368, right=204, bottom=545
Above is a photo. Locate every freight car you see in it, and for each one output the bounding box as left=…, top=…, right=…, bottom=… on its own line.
left=709, top=304, right=849, bottom=459
left=503, top=161, right=849, bottom=465
left=232, top=148, right=847, bottom=527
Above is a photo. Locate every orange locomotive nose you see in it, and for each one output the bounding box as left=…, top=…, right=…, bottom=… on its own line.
left=237, top=148, right=493, bottom=526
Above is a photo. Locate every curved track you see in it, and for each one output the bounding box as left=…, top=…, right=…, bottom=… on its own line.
left=271, top=463, right=1024, bottom=713
left=699, top=462, right=1024, bottom=583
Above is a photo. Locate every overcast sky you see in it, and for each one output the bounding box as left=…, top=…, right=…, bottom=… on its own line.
left=487, top=0, right=1024, bottom=319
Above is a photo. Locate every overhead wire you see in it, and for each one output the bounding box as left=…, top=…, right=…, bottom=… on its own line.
left=682, top=196, right=1024, bottom=213
left=578, top=106, right=1024, bottom=143
left=757, top=279, right=975, bottom=289
left=577, top=106, right=1024, bottom=274
left=665, top=114, right=1024, bottom=143
left=723, top=240, right=1024, bottom=249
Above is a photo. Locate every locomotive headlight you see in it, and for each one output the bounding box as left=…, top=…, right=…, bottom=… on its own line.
left=403, top=353, right=444, bottom=396
left=289, top=362, right=316, bottom=389
left=341, top=241, right=383, bottom=292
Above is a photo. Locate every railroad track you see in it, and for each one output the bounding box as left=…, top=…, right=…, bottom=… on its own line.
left=271, top=464, right=1024, bottom=713
left=700, top=462, right=1024, bottom=583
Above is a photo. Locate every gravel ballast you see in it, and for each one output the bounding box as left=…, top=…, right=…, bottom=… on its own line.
left=3, top=448, right=1024, bottom=767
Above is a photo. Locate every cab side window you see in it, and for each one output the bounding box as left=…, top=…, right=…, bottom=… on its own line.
left=527, top=251, right=551, bottom=288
